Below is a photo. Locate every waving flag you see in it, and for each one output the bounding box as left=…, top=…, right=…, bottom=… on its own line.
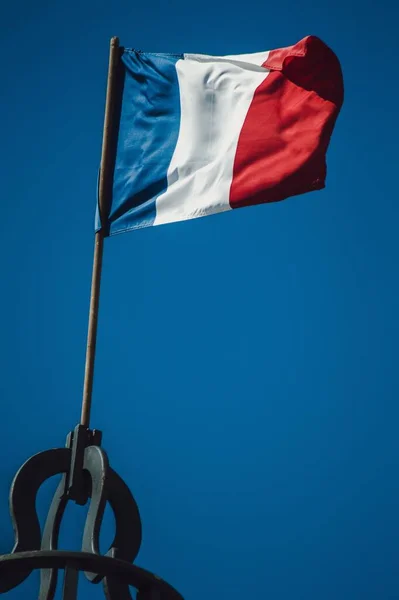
left=96, top=35, right=343, bottom=236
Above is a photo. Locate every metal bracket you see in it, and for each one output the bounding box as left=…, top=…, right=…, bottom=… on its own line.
left=0, top=426, right=181, bottom=600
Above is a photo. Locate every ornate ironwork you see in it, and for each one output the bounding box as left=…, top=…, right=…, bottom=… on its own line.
left=0, top=425, right=184, bottom=600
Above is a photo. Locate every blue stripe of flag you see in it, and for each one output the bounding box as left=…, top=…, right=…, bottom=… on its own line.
left=95, top=50, right=182, bottom=235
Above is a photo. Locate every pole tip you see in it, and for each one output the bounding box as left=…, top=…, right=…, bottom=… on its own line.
left=110, top=36, right=120, bottom=47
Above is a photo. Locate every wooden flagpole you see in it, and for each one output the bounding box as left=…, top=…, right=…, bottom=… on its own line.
left=81, top=37, right=120, bottom=428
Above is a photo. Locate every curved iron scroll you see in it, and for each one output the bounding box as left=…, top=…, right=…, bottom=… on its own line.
left=0, top=425, right=182, bottom=600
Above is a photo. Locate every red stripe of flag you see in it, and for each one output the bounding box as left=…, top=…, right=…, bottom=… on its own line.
left=229, top=36, right=344, bottom=209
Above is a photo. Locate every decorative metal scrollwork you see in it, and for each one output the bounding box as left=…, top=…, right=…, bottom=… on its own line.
left=0, top=425, right=183, bottom=600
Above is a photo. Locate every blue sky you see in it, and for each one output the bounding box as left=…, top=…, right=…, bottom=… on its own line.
left=1, top=0, right=398, bottom=598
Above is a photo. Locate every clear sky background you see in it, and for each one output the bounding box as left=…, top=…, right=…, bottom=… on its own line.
left=1, top=1, right=398, bottom=599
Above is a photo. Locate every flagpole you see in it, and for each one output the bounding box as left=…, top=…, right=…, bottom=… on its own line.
left=81, top=36, right=120, bottom=428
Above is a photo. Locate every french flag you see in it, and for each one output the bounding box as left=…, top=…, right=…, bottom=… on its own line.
left=97, top=36, right=343, bottom=236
